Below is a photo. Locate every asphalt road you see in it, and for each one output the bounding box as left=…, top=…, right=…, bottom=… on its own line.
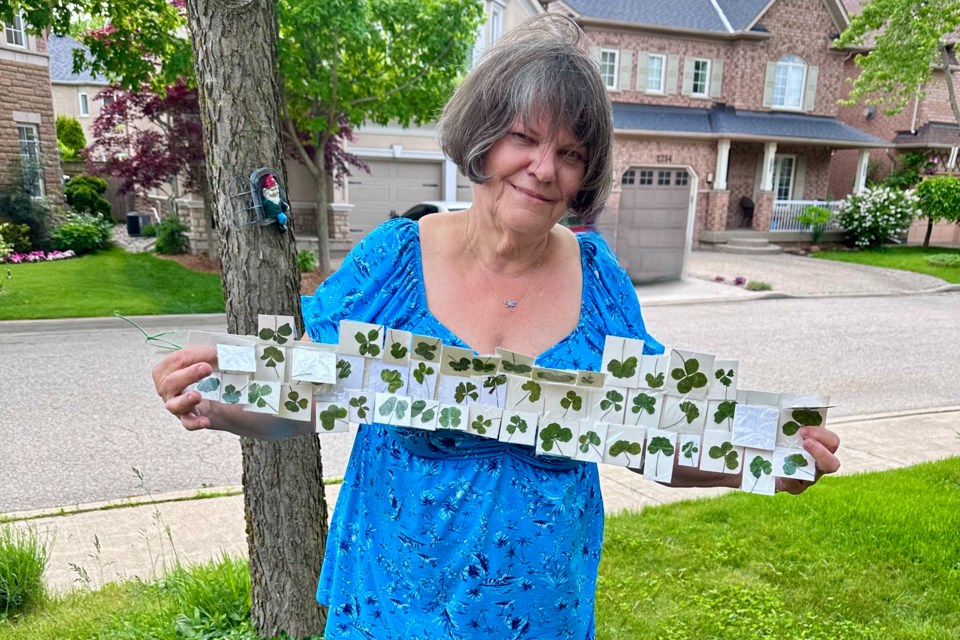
left=2, top=292, right=958, bottom=513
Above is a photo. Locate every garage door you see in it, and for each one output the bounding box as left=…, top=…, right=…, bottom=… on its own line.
left=616, top=167, right=692, bottom=282
left=348, top=159, right=443, bottom=240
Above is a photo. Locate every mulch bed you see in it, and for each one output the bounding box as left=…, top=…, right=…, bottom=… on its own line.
left=157, top=253, right=328, bottom=295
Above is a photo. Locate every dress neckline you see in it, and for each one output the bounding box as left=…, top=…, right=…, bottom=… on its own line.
left=408, top=218, right=588, bottom=364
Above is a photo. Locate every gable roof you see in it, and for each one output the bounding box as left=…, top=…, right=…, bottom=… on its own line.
left=48, top=35, right=107, bottom=85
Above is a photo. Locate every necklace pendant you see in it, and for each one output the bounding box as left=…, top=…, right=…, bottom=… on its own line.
left=503, top=299, right=518, bottom=309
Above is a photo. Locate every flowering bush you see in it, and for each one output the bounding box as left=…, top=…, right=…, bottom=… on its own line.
left=836, top=186, right=917, bottom=248
left=0, top=249, right=76, bottom=264
left=0, top=236, right=12, bottom=261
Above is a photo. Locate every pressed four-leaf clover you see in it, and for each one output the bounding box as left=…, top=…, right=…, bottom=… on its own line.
left=609, top=440, right=643, bottom=464
left=539, top=422, right=573, bottom=452
left=559, top=390, right=583, bottom=416
left=390, top=341, right=408, bottom=360
left=708, top=441, right=740, bottom=471
left=535, top=370, right=578, bottom=384
left=196, top=377, right=220, bottom=393
left=284, top=391, right=308, bottom=412
left=606, top=356, right=638, bottom=379
left=483, top=374, right=507, bottom=395
left=258, top=322, right=293, bottom=345
left=412, top=362, right=434, bottom=385
left=380, top=369, right=404, bottom=393
left=578, top=430, right=602, bottom=454
left=448, top=357, right=472, bottom=372
left=715, top=367, right=734, bottom=387
left=411, top=400, right=436, bottom=424
left=260, top=346, right=285, bottom=374
left=631, top=393, right=657, bottom=419
left=782, top=453, right=810, bottom=476
left=439, top=407, right=462, bottom=429
left=713, top=400, right=737, bottom=425
left=681, top=440, right=699, bottom=459
left=782, top=409, right=823, bottom=436
left=355, top=329, right=381, bottom=357
left=318, top=405, right=347, bottom=431
left=506, top=415, right=529, bottom=434
left=599, top=390, right=624, bottom=418
left=349, top=395, right=369, bottom=419
left=247, top=383, right=275, bottom=410
left=646, top=436, right=675, bottom=476
left=221, top=384, right=242, bottom=404
left=336, top=359, right=352, bottom=380
left=519, top=380, right=541, bottom=404
left=471, top=358, right=497, bottom=374
left=502, top=360, right=532, bottom=374
left=454, top=381, right=479, bottom=403
left=670, top=355, right=708, bottom=394
left=748, top=455, right=773, bottom=492
left=645, top=371, right=665, bottom=389
left=471, top=415, right=493, bottom=434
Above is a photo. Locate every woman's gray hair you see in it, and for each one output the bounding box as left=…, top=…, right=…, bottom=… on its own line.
left=438, top=13, right=613, bottom=220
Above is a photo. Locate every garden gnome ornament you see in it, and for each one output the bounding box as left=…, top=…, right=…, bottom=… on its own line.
left=261, top=173, right=289, bottom=232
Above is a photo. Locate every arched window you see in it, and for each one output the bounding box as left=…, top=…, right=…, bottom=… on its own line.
left=773, top=55, right=806, bottom=109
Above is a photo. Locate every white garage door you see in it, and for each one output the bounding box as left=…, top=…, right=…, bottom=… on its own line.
left=616, top=167, right=692, bottom=282
left=348, top=159, right=443, bottom=240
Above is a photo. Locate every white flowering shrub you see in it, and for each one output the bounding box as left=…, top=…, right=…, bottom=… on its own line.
left=836, top=186, right=918, bottom=248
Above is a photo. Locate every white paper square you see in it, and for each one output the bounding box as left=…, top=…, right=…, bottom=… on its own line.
left=736, top=389, right=781, bottom=407
left=436, top=403, right=468, bottom=431
left=707, top=399, right=738, bottom=432
left=244, top=379, right=282, bottom=414
left=439, top=345, right=475, bottom=376
left=741, top=448, right=776, bottom=495
left=498, top=410, right=538, bottom=447
left=255, top=344, right=287, bottom=382
left=467, top=405, right=502, bottom=439
left=678, top=434, right=702, bottom=468
left=437, top=374, right=478, bottom=406
left=316, top=394, right=350, bottom=433
left=504, top=374, right=545, bottom=413
left=333, top=354, right=365, bottom=391
left=216, top=344, right=257, bottom=373
left=643, top=429, right=678, bottom=483
left=600, top=336, right=641, bottom=388
left=638, top=354, right=669, bottom=391
left=543, top=383, right=588, bottom=421
left=369, top=360, right=410, bottom=395
left=658, top=395, right=708, bottom=434
left=699, top=430, right=743, bottom=474
left=665, top=349, right=716, bottom=400
left=188, top=372, right=222, bottom=401
left=257, top=314, right=296, bottom=345
left=577, top=370, right=606, bottom=389
left=289, top=347, right=337, bottom=384
left=337, top=320, right=385, bottom=358
left=374, top=392, right=413, bottom=427
left=592, top=387, right=627, bottom=425
left=603, top=424, right=646, bottom=469
left=773, top=447, right=816, bottom=481
left=535, top=417, right=578, bottom=458
left=407, top=360, right=439, bottom=400
left=624, top=390, right=663, bottom=428
left=731, top=404, right=780, bottom=451
left=574, top=421, right=608, bottom=463
left=708, top=359, right=739, bottom=400
left=277, top=383, right=314, bottom=422
left=409, top=398, right=440, bottom=431
left=346, top=390, right=374, bottom=425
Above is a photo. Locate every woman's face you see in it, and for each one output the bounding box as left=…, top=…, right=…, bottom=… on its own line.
left=474, top=116, right=587, bottom=235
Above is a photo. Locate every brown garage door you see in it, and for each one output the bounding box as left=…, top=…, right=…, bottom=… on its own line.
left=348, top=159, right=443, bottom=240
left=616, top=167, right=692, bottom=282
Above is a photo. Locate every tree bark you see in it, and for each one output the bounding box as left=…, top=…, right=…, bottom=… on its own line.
left=313, top=133, right=333, bottom=275
left=184, top=0, right=329, bottom=636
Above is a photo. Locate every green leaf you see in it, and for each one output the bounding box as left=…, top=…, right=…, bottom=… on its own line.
left=606, top=356, right=638, bottom=379
left=502, top=360, right=532, bottom=374
left=367, top=329, right=379, bottom=341
left=411, top=399, right=427, bottom=418
left=580, top=373, right=597, bottom=386
left=671, top=357, right=708, bottom=394
left=631, top=393, right=656, bottom=415
left=454, top=381, right=478, bottom=404
left=336, top=359, right=352, bottom=380
left=600, top=389, right=625, bottom=414
left=647, top=436, right=675, bottom=457
left=449, top=357, right=472, bottom=372
left=439, top=406, right=462, bottom=428
left=378, top=396, right=397, bottom=417
left=749, top=455, right=773, bottom=479
left=258, top=328, right=275, bottom=341
left=260, top=345, right=284, bottom=370
left=782, top=453, right=809, bottom=476
left=284, top=390, right=307, bottom=412
left=539, top=421, right=573, bottom=452
left=471, top=415, right=492, bottom=434
left=471, top=358, right=496, bottom=373
left=221, top=384, right=241, bottom=404
left=394, top=400, right=408, bottom=419
left=782, top=409, right=824, bottom=436
left=578, top=430, right=602, bottom=453
left=536, top=370, right=578, bottom=384
left=380, top=369, right=404, bottom=393
left=482, top=374, right=507, bottom=394
left=412, top=362, right=434, bottom=385
left=276, top=323, right=293, bottom=338
left=681, top=440, right=699, bottom=459
left=520, top=380, right=541, bottom=403
left=420, top=408, right=435, bottom=423
left=715, top=368, right=734, bottom=387
left=414, top=341, right=438, bottom=361
left=506, top=415, right=528, bottom=434
left=645, top=372, right=665, bottom=389
left=713, top=400, right=737, bottom=425
left=196, top=377, right=220, bottom=393
left=708, top=441, right=733, bottom=459
left=319, top=405, right=347, bottom=431
left=559, top=390, right=583, bottom=414
left=678, top=401, right=700, bottom=424
left=349, top=395, right=368, bottom=419
left=390, top=342, right=408, bottom=359
left=609, top=440, right=643, bottom=458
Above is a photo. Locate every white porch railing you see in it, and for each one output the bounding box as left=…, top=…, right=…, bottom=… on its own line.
left=770, top=200, right=843, bottom=232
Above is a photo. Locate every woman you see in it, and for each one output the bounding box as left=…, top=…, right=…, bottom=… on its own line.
left=154, top=14, right=840, bottom=639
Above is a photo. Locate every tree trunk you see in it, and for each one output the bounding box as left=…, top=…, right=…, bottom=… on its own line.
left=184, top=0, right=328, bottom=636
left=313, top=134, right=333, bottom=274
left=924, top=218, right=933, bottom=248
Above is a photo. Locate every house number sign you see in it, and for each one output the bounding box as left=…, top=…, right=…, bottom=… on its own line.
left=656, top=154, right=673, bottom=163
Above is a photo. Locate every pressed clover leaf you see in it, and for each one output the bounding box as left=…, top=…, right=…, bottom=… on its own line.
left=782, top=453, right=810, bottom=476
left=471, top=358, right=497, bottom=374
left=247, top=383, right=274, bottom=410
left=713, top=400, right=737, bottom=425
left=631, top=393, right=656, bottom=416
left=412, top=362, right=434, bottom=385
left=414, top=341, right=438, bottom=361
left=355, top=329, right=381, bottom=357
left=471, top=415, right=493, bottom=434
left=609, top=439, right=643, bottom=460
left=221, top=384, right=241, bottom=404
left=645, top=372, right=665, bottom=389
left=196, top=377, right=220, bottom=393
left=390, top=341, right=408, bottom=360
left=336, top=359, right=351, bottom=380
left=715, top=368, right=734, bottom=387
left=539, top=422, right=573, bottom=452
left=420, top=408, right=436, bottom=423
left=708, top=441, right=740, bottom=471
left=378, top=396, right=397, bottom=417
left=439, top=406, right=462, bottom=428
left=260, top=346, right=285, bottom=374
left=578, top=430, right=602, bottom=454
left=600, top=389, right=625, bottom=415
left=681, top=440, right=699, bottom=459
left=502, top=360, right=532, bottom=374
left=782, top=409, right=823, bottom=436
left=454, top=381, right=479, bottom=403
left=535, top=370, right=578, bottom=384
left=349, top=395, right=369, bottom=419
left=679, top=400, right=700, bottom=424
left=607, top=356, right=638, bottom=379
left=581, top=373, right=597, bottom=386
left=749, top=456, right=773, bottom=492
left=647, top=436, right=675, bottom=476
left=483, top=374, right=507, bottom=394
left=394, top=399, right=408, bottom=419
left=380, top=369, right=404, bottom=393
left=284, top=391, right=308, bottom=412
left=519, top=380, right=541, bottom=404
left=506, top=415, right=529, bottom=434
left=258, top=322, right=293, bottom=345
left=319, top=405, right=347, bottom=431
left=559, top=390, right=583, bottom=415
left=670, top=355, right=708, bottom=394
left=411, top=399, right=427, bottom=418
left=449, top=357, right=472, bottom=372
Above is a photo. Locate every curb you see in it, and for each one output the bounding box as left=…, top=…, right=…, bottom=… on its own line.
left=0, top=313, right=227, bottom=335
left=642, top=283, right=960, bottom=307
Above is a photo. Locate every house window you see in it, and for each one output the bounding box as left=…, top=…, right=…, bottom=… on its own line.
left=773, top=55, right=806, bottom=109
left=657, top=170, right=671, bottom=186
left=639, top=170, right=654, bottom=185
left=621, top=169, right=636, bottom=185
left=17, top=124, right=44, bottom=197
left=646, top=54, right=665, bottom=93
left=79, top=93, right=89, bottom=117
left=5, top=13, right=25, bottom=47
left=600, top=49, right=618, bottom=90
left=773, top=155, right=796, bottom=200
left=674, top=170, right=689, bottom=186
left=691, top=58, right=710, bottom=96
left=101, top=93, right=114, bottom=107
left=489, top=3, right=503, bottom=44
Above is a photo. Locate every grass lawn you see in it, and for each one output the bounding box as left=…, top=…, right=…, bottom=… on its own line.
left=0, top=248, right=224, bottom=320
left=2, top=458, right=958, bottom=639
left=813, top=245, right=960, bottom=284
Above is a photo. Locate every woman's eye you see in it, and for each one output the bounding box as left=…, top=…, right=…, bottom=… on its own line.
left=563, top=150, right=585, bottom=163
left=511, top=131, right=533, bottom=143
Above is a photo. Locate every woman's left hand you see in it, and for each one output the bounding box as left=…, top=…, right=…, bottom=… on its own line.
left=777, top=426, right=841, bottom=495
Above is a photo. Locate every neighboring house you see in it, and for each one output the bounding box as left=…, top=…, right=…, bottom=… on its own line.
left=0, top=13, right=62, bottom=204
left=545, top=0, right=889, bottom=281
left=831, top=0, right=960, bottom=246
left=47, top=35, right=111, bottom=149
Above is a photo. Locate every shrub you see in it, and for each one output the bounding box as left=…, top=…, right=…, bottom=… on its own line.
left=64, top=174, right=111, bottom=219
left=915, top=175, right=960, bottom=247
left=745, top=280, right=772, bottom=291
left=0, top=160, right=56, bottom=250
left=141, top=223, right=157, bottom=237
left=0, top=222, right=32, bottom=253
left=51, top=213, right=113, bottom=254
left=836, top=185, right=917, bottom=248
left=0, top=236, right=11, bottom=262
left=297, top=249, right=318, bottom=273
left=154, top=215, right=190, bottom=255
left=796, top=205, right=833, bottom=244
left=0, top=524, right=49, bottom=618
left=925, top=253, right=960, bottom=268
left=55, top=115, right=87, bottom=161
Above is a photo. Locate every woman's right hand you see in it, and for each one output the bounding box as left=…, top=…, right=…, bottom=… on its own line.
left=152, top=346, right=218, bottom=431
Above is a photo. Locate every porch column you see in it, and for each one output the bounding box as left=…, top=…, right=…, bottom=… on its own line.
left=714, top=138, right=731, bottom=190
left=761, top=141, right=777, bottom=192
left=853, top=149, right=870, bottom=194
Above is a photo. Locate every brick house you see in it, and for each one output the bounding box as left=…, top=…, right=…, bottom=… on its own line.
left=47, top=35, right=110, bottom=150
left=545, top=0, right=888, bottom=281
left=0, top=14, right=62, bottom=205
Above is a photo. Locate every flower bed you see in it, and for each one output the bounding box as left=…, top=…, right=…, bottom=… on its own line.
left=1, top=250, right=77, bottom=264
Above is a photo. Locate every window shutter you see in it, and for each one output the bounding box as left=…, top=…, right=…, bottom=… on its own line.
left=666, top=54, right=680, bottom=94
left=618, top=50, right=633, bottom=91
left=793, top=157, right=807, bottom=200
left=636, top=52, right=649, bottom=91
left=681, top=57, right=694, bottom=96
left=762, top=62, right=776, bottom=108
left=803, top=65, right=819, bottom=112
left=710, top=59, right=724, bottom=98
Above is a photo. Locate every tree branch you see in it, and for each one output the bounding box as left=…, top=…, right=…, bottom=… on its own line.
left=349, top=38, right=456, bottom=108
left=279, top=77, right=318, bottom=180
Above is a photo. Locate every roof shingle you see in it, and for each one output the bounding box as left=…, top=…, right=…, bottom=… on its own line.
left=48, top=35, right=107, bottom=85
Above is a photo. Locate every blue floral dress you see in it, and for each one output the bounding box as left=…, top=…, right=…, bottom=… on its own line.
left=301, top=218, right=662, bottom=640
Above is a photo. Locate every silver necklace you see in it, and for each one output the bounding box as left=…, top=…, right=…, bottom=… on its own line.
left=465, top=226, right=548, bottom=310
